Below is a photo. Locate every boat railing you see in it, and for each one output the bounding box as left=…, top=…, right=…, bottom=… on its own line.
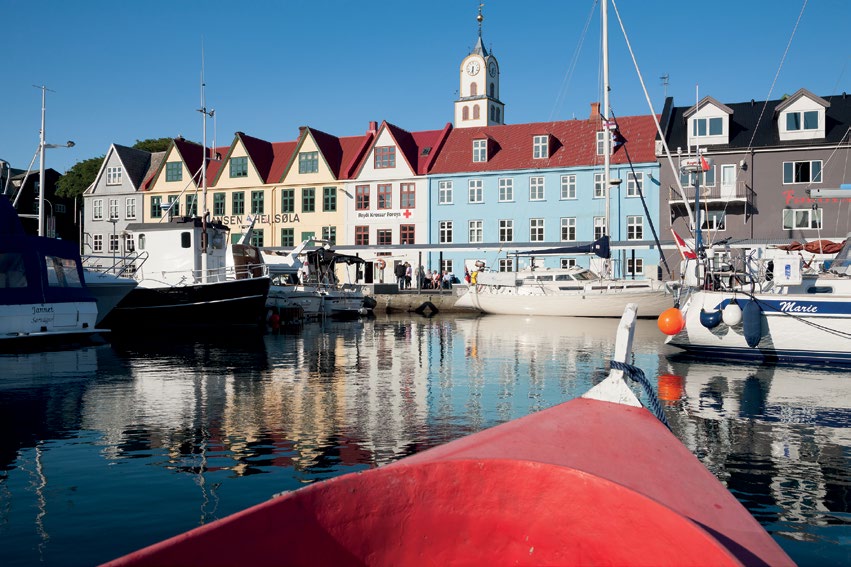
left=83, top=251, right=149, bottom=278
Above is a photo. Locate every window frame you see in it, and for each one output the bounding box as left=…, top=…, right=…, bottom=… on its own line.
left=355, top=185, right=370, bottom=210
left=529, top=176, right=545, bottom=201
left=469, top=219, right=483, bottom=243
left=298, top=151, right=319, bottom=174
left=438, top=180, right=453, bottom=205
left=530, top=218, right=545, bottom=242
left=229, top=156, right=248, bottom=178
left=473, top=139, right=487, bottom=162
left=468, top=179, right=483, bottom=203
left=377, top=184, right=392, bottom=209
left=532, top=135, right=549, bottom=159
left=561, top=217, right=576, bottom=242
left=374, top=146, right=396, bottom=169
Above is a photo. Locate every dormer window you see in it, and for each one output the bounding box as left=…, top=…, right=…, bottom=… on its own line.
left=692, top=117, right=723, bottom=137
left=776, top=89, right=828, bottom=141
left=374, top=146, right=396, bottom=169
left=685, top=97, right=732, bottom=147
left=533, top=135, right=549, bottom=159
left=786, top=110, right=819, bottom=131
left=473, top=139, right=487, bottom=162
left=298, top=151, right=319, bottom=174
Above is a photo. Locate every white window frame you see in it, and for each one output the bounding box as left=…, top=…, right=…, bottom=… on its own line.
left=782, top=208, right=822, bottom=230
left=627, top=258, right=644, bottom=276
left=439, top=220, right=453, bottom=243
left=627, top=215, right=643, bottom=240
left=532, top=135, right=548, bottom=159
left=469, top=220, right=483, bottom=243
left=692, top=117, right=723, bottom=137
left=594, top=216, right=606, bottom=239
left=468, top=179, right=483, bottom=203
left=596, top=131, right=606, bottom=156
left=560, top=258, right=577, bottom=269
left=125, top=197, right=137, bottom=220
left=498, top=178, right=513, bottom=202
left=438, top=180, right=453, bottom=204
left=498, top=258, right=514, bottom=272
left=529, top=176, right=545, bottom=201
left=92, top=233, right=103, bottom=252
left=785, top=110, right=819, bottom=131
left=594, top=173, right=605, bottom=198
left=561, top=217, right=576, bottom=241
left=109, top=233, right=120, bottom=253
left=473, top=139, right=487, bottom=162
left=626, top=172, right=644, bottom=197
left=108, top=198, right=119, bottom=220
left=783, top=160, right=823, bottom=184
left=106, top=166, right=122, bottom=185
left=701, top=211, right=726, bottom=231
left=530, top=218, right=545, bottom=242
left=499, top=219, right=514, bottom=243
left=92, top=199, right=104, bottom=220
left=560, top=174, right=576, bottom=200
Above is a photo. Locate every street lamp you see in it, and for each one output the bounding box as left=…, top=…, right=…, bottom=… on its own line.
left=36, top=85, right=74, bottom=237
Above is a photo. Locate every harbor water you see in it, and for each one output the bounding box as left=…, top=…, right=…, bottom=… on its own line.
left=1, top=313, right=849, bottom=566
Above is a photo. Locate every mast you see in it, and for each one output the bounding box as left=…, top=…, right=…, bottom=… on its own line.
left=602, top=0, right=612, bottom=276
left=38, top=86, right=47, bottom=237
left=198, top=52, right=214, bottom=283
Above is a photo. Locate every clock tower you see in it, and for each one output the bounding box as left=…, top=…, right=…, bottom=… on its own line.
left=454, top=6, right=504, bottom=128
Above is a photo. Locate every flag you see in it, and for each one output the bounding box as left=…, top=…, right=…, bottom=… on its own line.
left=671, top=228, right=697, bottom=260
left=612, top=127, right=627, bottom=154
left=700, top=155, right=710, bottom=172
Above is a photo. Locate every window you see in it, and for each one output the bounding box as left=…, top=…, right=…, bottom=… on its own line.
left=462, top=107, right=469, bottom=121
left=560, top=175, right=576, bottom=200
left=441, top=259, right=454, bottom=275
left=469, top=220, right=483, bottom=243
left=783, top=160, right=822, bottom=184
left=302, top=188, right=315, bottom=212
left=185, top=195, right=197, bottom=217
left=322, top=226, right=336, bottom=245
left=400, top=224, right=415, bottom=245
left=560, top=258, right=577, bottom=269
left=493, top=178, right=512, bottom=203
left=125, top=234, right=135, bottom=253
left=108, top=198, right=119, bottom=220
left=533, top=135, right=549, bottom=159
left=701, top=211, right=726, bottom=231
left=498, top=258, right=514, bottom=272
left=469, top=179, right=483, bottom=203
left=681, top=167, right=715, bottom=187
left=281, top=188, right=295, bottom=213
left=530, top=218, right=545, bottom=242
left=166, top=162, right=182, bottom=182
left=281, top=228, right=294, bottom=247
left=378, top=184, right=392, bottom=209
left=298, top=151, right=319, bottom=174
left=626, top=172, right=643, bottom=197
left=323, top=187, right=337, bottom=212
left=355, top=226, right=369, bottom=246
left=248, top=229, right=263, bottom=248
left=473, top=106, right=480, bottom=120
left=499, top=219, right=513, bottom=243
left=251, top=190, right=264, bottom=214
left=692, top=117, right=723, bottom=136
left=92, top=234, right=103, bottom=253
left=213, top=193, right=225, bottom=216
left=529, top=177, right=544, bottom=201
left=125, top=197, right=136, bottom=220
left=439, top=221, right=453, bottom=244
left=786, top=111, right=819, bottom=131
left=106, top=166, right=122, bottom=185
left=400, top=183, right=415, bottom=208
left=627, top=258, right=644, bottom=276
left=596, top=131, right=606, bottom=156
left=374, top=146, right=396, bottom=169
left=150, top=196, right=162, bottom=219
left=783, top=208, right=822, bottom=230
left=473, top=139, right=487, bottom=162
left=166, top=196, right=179, bottom=218
left=355, top=185, right=370, bottom=210
left=627, top=216, right=643, bottom=240
left=92, top=199, right=104, bottom=220
left=377, top=229, right=392, bottom=246
left=230, top=157, right=248, bottom=178
left=594, top=173, right=605, bottom=198
left=561, top=217, right=576, bottom=241
left=232, top=192, right=245, bottom=215
left=438, top=181, right=453, bottom=204
left=594, top=216, right=606, bottom=239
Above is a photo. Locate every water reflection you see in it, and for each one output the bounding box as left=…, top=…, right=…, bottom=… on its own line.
left=0, top=315, right=848, bottom=566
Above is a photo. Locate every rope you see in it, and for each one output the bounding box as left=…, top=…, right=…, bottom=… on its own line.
left=737, top=290, right=851, bottom=340
left=610, top=360, right=671, bottom=429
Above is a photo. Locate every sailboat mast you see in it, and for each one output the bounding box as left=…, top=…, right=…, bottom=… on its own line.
left=602, top=0, right=612, bottom=276
left=198, top=50, right=214, bottom=283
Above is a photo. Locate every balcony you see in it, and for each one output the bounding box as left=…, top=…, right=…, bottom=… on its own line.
left=669, top=180, right=751, bottom=204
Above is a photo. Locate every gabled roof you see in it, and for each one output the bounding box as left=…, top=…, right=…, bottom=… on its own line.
left=236, top=132, right=275, bottom=181
left=683, top=96, right=733, bottom=118
left=429, top=115, right=658, bottom=174
left=139, top=138, right=221, bottom=191
left=266, top=140, right=299, bottom=183
left=660, top=91, right=851, bottom=151
left=87, top=144, right=153, bottom=194
left=774, top=88, right=830, bottom=114
left=350, top=121, right=450, bottom=178
left=277, top=126, right=374, bottom=182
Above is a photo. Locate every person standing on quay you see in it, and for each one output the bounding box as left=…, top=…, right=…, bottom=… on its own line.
left=405, top=262, right=412, bottom=289
left=395, top=261, right=406, bottom=290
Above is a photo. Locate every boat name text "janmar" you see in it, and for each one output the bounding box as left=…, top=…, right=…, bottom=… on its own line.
left=214, top=214, right=300, bottom=226
left=778, top=301, right=818, bottom=313
left=32, top=306, right=55, bottom=314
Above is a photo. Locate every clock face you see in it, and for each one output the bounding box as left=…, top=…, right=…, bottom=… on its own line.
left=466, top=60, right=480, bottom=76
left=488, top=62, right=497, bottom=77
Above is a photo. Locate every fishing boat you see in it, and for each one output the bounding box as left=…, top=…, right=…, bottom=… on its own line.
left=102, top=303, right=793, bottom=566
left=0, top=195, right=105, bottom=346
left=663, top=233, right=851, bottom=363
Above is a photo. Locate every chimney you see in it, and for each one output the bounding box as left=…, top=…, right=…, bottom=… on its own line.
left=589, top=102, right=601, bottom=126
left=368, top=121, right=378, bottom=133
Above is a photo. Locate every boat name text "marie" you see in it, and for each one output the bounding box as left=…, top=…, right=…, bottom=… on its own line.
left=214, top=214, right=300, bottom=226
left=778, top=301, right=818, bottom=313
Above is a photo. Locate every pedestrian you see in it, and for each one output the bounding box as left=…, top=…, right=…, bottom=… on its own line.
left=394, top=261, right=406, bottom=290
left=405, top=262, right=412, bottom=289
left=417, top=265, right=426, bottom=289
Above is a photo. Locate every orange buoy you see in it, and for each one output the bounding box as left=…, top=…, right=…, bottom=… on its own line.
left=657, top=374, right=684, bottom=405
left=657, top=307, right=685, bottom=335
left=269, top=313, right=281, bottom=326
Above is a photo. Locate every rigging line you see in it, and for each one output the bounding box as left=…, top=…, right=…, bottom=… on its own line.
left=744, top=292, right=851, bottom=340
left=549, top=0, right=597, bottom=122
left=609, top=0, right=694, bottom=229
left=746, top=0, right=809, bottom=150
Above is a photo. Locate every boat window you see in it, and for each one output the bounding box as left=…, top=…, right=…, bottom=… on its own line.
left=807, top=286, right=833, bottom=294
left=554, top=274, right=575, bottom=281
left=181, top=232, right=192, bottom=248
left=573, top=271, right=596, bottom=281
left=528, top=275, right=554, bottom=282
left=0, top=253, right=28, bottom=288
left=558, top=286, right=584, bottom=291
left=45, top=256, right=83, bottom=288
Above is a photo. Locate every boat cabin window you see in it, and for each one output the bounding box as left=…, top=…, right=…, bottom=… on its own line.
left=807, top=286, right=833, bottom=294
left=181, top=232, right=192, bottom=248
left=0, top=253, right=28, bottom=288
left=554, top=274, right=576, bottom=282
left=525, top=275, right=554, bottom=282
left=572, top=271, right=597, bottom=281
left=45, top=256, right=83, bottom=288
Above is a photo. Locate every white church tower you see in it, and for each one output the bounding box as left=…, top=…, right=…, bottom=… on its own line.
left=454, top=5, right=504, bottom=128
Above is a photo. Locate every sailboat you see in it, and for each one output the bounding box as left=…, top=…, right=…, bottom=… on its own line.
left=455, top=0, right=673, bottom=318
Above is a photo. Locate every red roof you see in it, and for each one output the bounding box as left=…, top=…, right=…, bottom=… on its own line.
left=428, top=115, right=659, bottom=174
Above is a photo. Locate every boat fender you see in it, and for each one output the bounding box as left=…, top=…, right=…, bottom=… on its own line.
left=699, top=309, right=722, bottom=329
left=657, top=307, right=684, bottom=336
left=722, top=299, right=743, bottom=326
left=742, top=300, right=762, bottom=348
left=470, top=271, right=478, bottom=285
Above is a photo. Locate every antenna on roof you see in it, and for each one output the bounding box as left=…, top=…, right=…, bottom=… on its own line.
left=660, top=73, right=669, bottom=97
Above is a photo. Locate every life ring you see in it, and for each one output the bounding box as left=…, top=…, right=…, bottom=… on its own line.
left=377, top=259, right=386, bottom=270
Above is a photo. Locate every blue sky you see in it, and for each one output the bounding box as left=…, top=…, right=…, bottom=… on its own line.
left=1, top=0, right=848, bottom=175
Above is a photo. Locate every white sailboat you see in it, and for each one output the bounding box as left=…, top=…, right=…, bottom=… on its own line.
left=456, top=0, right=672, bottom=318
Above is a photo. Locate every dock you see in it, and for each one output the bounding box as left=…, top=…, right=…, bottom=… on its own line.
left=365, top=284, right=476, bottom=315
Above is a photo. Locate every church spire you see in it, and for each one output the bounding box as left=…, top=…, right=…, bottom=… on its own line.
left=473, top=3, right=488, bottom=57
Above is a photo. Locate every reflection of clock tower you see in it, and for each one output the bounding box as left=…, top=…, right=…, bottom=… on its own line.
left=454, top=6, right=504, bottom=128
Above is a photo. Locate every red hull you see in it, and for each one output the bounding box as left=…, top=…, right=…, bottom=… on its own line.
left=104, top=398, right=792, bottom=566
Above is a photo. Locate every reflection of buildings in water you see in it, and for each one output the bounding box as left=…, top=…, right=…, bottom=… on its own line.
left=663, top=359, right=851, bottom=533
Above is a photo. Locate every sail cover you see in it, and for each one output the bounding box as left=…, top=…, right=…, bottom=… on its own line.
left=523, top=236, right=610, bottom=259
